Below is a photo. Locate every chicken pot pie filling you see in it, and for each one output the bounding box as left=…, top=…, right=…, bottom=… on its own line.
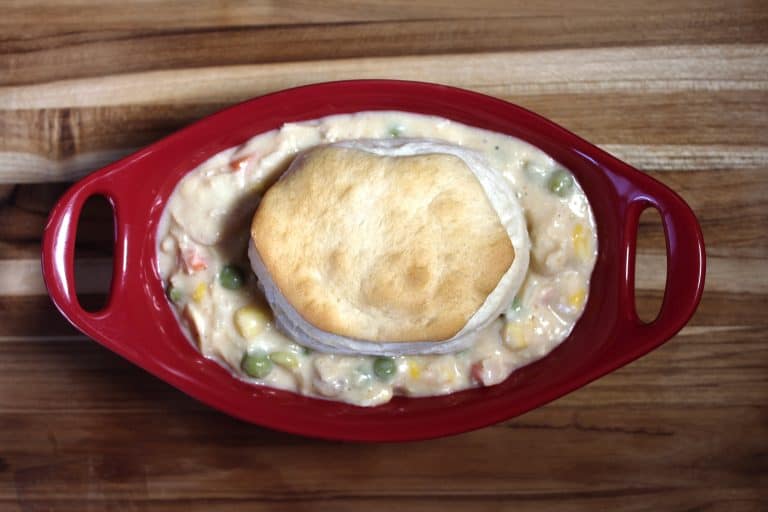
left=157, top=111, right=597, bottom=406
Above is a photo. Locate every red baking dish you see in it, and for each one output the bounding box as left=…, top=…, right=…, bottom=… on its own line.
left=42, top=80, right=705, bottom=442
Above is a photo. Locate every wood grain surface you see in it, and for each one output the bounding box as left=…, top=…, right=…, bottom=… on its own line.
left=1, top=1, right=766, bottom=510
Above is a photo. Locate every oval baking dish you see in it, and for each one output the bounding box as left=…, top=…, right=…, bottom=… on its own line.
left=42, top=80, right=705, bottom=442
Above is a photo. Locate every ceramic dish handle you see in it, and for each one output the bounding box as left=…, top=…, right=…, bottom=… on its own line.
left=621, top=171, right=706, bottom=339
left=41, top=167, right=127, bottom=340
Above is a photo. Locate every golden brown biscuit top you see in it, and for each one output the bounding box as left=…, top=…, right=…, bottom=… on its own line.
left=251, top=145, right=514, bottom=342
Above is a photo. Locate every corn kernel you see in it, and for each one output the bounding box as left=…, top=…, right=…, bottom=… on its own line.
left=234, top=305, right=270, bottom=339
left=408, top=360, right=422, bottom=379
left=568, top=289, right=586, bottom=309
left=573, top=224, right=589, bottom=259
left=504, top=322, right=528, bottom=350
left=440, top=368, right=457, bottom=384
left=270, top=351, right=299, bottom=369
left=192, top=282, right=207, bottom=303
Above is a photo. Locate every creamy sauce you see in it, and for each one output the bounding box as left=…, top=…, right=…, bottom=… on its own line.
left=157, top=111, right=598, bottom=406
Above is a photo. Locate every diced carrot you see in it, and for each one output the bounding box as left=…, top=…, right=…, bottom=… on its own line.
left=229, top=155, right=250, bottom=172
left=470, top=362, right=485, bottom=385
left=229, top=151, right=262, bottom=172
left=182, top=247, right=208, bottom=273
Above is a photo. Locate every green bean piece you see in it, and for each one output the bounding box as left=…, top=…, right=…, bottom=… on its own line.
left=547, top=170, right=573, bottom=197
left=241, top=353, right=273, bottom=379
left=373, top=356, right=397, bottom=381
left=219, top=264, right=245, bottom=290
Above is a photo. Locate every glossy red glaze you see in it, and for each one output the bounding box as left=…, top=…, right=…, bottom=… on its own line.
left=42, top=80, right=705, bottom=442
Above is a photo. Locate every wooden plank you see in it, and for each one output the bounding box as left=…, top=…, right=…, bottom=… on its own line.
left=3, top=143, right=766, bottom=185
left=1, top=45, right=766, bottom=184
left=5, top=141, right=763, bottom=186
left=3, top=46, right=766, bottom=111
left=0, top=492, right=764, bottom=512
left=0, top=336, right=763, bottom=427
left=0, top=290, right=692, bottom=338
left=0, top=259, right=112, bottom=296
left=0, top=103, right=213, bottom=159
left=604, top=145, right=768, bottom=171
left=3, top=166, right=765, bottom=261
left=0, top=184, right=114, bottom=258
left=0, top=288, right=762, bottom=337
left=0, top=327, right=764, bottom=509
left=2, top=90, right=767, bottom=176
left=1, top=0, right=757, bottom=37
left=0, top=322, right=764, bottom=416
left=4, top=8, right=767, bottom=86
left=1, top=251, right=763, bottom=297
left=0, top=295, right=106, bottom=337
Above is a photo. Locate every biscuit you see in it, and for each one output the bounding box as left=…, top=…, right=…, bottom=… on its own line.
left=251, top=139, right=530, bottom=354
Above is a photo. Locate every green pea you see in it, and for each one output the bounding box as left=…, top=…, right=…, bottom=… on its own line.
left=547, top=170, right=573, bottom=197
left=373, top=356, right=397, bottom=381
left=241, top=353, right=273, bottom=378
left=167, top=285, right=182, bottom=304
left=388, top=125, right=404, bottom=137
left=219, top=264, right=245, bottom=290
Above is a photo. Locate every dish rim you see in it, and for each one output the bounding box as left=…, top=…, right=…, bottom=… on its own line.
left=42, top=80, right=706, bottom=442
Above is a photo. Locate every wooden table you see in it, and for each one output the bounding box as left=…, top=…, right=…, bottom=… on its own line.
left=1, top=2, right=766, bottom=510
